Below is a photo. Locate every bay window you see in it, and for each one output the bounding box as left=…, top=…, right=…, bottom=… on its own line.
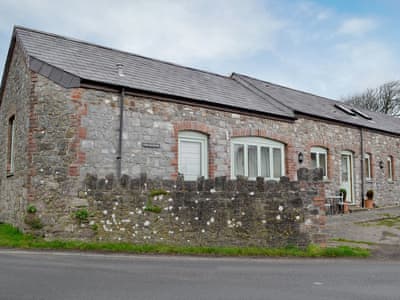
left=231, top=137, right=285, bottom=180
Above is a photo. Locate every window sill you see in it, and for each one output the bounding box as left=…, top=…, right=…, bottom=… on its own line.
left=388, top=180, right=395, bottom=184
left=6, top=172, right=14, bottom=178
left=365, top=179, right=373, bottom=183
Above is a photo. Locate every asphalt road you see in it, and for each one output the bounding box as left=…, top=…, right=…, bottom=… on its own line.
left=0, top=250, right=399, bottom=300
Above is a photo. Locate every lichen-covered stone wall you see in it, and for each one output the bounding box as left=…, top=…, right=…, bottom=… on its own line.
left=34, top=169, right=326, bottom=248
left=0, top=41, right=31, bottom=227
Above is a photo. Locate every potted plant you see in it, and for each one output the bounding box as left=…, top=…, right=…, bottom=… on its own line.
left=365, top=190, right=374, bottom=209
left=339, top=188, right=348, bottom=213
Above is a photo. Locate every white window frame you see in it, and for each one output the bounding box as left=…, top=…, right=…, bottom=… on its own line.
left=178, top=131, right=208, bottom=180
left=387, top=156, right=393, bottom=181
left=364, top=153, right=372, bottom=180
left=230, top=137, right=285, bottom=180
left=310, top=147, right=328, bottom=180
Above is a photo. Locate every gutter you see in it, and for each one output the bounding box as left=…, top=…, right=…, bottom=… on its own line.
left=116, top=87, right=125, bottom=179
left=360, top=127, right=365, bottom=208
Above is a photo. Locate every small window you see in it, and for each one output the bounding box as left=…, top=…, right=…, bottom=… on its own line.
left=387, top=156, right=394, bottom=181
left=178, top=131, right=208, bottom=180
left=231, top=137, right=285, bottom=180
left=364, top=153, right=372, bottom=180
left=7, top=115, right=16, bottom=174
left=310, top=147, right=328, bottom=179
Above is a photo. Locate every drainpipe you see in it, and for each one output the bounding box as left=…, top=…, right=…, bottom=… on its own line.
left=116, top=87, right=125, bottom=179
left=360, top=127, right=365, bottom=208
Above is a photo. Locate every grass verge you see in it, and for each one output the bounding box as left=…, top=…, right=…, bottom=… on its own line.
left=0, top=224, right=370, bottom=258
left=329, top=238, right=377, bottom=246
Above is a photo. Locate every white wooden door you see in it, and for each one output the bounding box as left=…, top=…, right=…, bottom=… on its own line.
left=341, top=152, right=354, bottom=203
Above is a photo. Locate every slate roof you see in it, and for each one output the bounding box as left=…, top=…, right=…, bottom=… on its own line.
left=12, top=26, right=294, bottom=119
left=231, top=73, right=400, bottom=135
left=2, top=26, right=400, bottom=135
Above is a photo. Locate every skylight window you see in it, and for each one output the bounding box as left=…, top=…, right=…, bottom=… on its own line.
left=334, top=104, right=356, bottom=116
left=351, top=108, right=372, bottom=120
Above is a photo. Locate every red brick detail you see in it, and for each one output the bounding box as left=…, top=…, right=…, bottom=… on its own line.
left=171, top=121, right=215, bottom=179
left=71, top=88, right=83, bottom=100
left=67, top=91, right=88, bottom=177
left=26, top=72, right=39, bottom=202
left=68, top=165, right=80, bottom=176
left=78, top=127, right=87, bottom=139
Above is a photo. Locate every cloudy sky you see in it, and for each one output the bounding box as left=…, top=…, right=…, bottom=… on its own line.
left=0, top=0, right=399, bottom=99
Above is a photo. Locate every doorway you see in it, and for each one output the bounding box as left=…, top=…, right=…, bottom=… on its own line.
left=341, top=151, right=354, bottom=203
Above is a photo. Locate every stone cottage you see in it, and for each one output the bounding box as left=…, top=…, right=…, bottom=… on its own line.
left=0, top=27, right=399, bottom=244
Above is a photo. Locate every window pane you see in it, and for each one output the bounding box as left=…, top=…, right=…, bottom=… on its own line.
left=319, top=153, right=327, bottom=177
left=234, top=144, right=244, bottom=176
left=248, top=145, right=258, bottom=178
left=260, top=147, right=270, bottom=177
left=341, top=156, right=348, bottom=182
left=310, top=152, right=317, bottom=169
left=388, top=158, right=393, bottom=180
left=273, top=148, right=282, bottom=178
left=364, top=157, right=371, bottom=178
left=179, top=141, right=201, bottom=180
left=8, top=116, right=15, bottom=172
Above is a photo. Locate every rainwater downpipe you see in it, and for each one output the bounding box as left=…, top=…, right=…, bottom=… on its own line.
left=360, top=127, right=365, bottom=208
left=117, top=87, right=125, bottom=179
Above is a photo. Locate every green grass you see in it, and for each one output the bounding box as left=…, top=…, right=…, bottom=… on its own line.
left=359, top=216, right=400, bottom=228
left=0, top=224, right=369, bottom=258
left=376, top=217, right=400, bottom=227
left=330, top=238, right=377, bottom=246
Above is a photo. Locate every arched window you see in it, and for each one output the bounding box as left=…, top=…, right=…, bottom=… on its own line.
left=310, top=147, right=328, bottom=179
left=178, top=131, right=208, bottom=180
left=231, top=137, right=285, bottom=180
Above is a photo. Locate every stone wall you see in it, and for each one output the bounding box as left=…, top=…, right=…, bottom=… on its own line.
left=33, top=169, right=326, bottom=248
left=0, top=42, right=31, bottom=226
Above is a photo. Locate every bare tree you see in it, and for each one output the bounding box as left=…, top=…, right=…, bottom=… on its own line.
left=344, top=81, right=400, bottom=117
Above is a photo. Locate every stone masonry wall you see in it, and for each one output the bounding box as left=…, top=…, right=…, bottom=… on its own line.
left=294, top=118, right=400, bottom=207
left=75, top=86, right=400, bottom=206
left=36, top=168, right=326, bottom=248
left=11, top=71, right=400, bottom=222
left=0, top=42, right=31, bottom=226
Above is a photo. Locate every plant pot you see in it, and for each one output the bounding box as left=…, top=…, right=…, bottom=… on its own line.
left=365, top=199, right=374, bottom=209
left=343, top=203, right=349, bottom=214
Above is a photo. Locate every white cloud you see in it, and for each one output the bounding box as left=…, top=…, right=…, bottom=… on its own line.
left=0, top=0, right=283, bottom=65
left=337, top=17, right=378, bottom=36
left=0, top=0, right=399, bottom=99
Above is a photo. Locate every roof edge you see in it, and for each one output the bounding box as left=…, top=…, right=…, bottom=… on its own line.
left=0, top=26, right=19, bottom=106
left=29, top=57, right=80, bottom=88
left=13, top=25, right=233, bottom=81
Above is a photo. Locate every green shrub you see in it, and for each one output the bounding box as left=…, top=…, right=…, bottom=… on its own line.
left=149, top=189, right=168, bottom=197
left=339, top=188, right=347, bottom=201
left=75, top=209, right=89, bottom=221
left=24, top=215, right=43, bottom=229
left=27, top=205, right=37, bottom=214
left=366, top=189, right=374, bottom=200
left=144, top=205, right=162, bottom=214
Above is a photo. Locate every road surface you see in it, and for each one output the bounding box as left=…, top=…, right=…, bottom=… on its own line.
left=0, top=250, right=399, bottom=300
